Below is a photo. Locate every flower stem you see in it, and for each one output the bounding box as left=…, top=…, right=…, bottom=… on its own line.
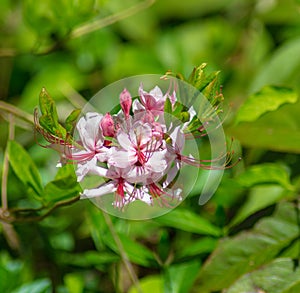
left=102, top=212, right=142, bottom=293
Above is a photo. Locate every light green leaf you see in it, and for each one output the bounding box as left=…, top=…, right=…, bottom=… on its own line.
left=64, top=273, right=84, bottom=293
left=227, top=99, right=300, bottom=153
left=250, top=37, right=300, bottom=93
left=227, top=258, right=300, bottom=293
left=164, top=260, right=201, bottom=293
left=128, top=275, right=164, bottom=293
left=195, top=202, right=299, bottom=292
left=235, top=86, right=298, bottom=124
left=155, top=208, right=221, bottom=236
left=43, top=165, right=81, bottom=203
left=229, top=185, right=286, bottom=227
left=237, top=163, right=293, bottom=190
left=11, top=278, right=51, bottom=293
left=7, top=141, right=43, bottom=198
left=38, top=87, right=67, bottom=139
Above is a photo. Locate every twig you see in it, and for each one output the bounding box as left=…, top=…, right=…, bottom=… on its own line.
left=0, top=101, right=34, bottom=124
left=1, top=114, right=15, bottom=209
left=70, top=0, right=156, bottom=39
left=0, top=195, right=80, bottom=224
left=102, top=212, right=142, bottom=293
left=1, top=115, right=20, bottom=251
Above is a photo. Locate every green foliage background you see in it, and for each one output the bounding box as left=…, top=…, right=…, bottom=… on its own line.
left=1, top=0, right=300, bottom=292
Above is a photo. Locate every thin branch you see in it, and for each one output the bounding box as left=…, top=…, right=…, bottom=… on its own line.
left=1, top=114, right=15, bottom=210
left=102, top=212, right=142, bottom=293
left=0, top=195, right=80, bottom=224
left=70, top=0, right=156, bottom=39
left=0, top=101, right=34, bottom=124
left=0, top=0, right=156, bottom=57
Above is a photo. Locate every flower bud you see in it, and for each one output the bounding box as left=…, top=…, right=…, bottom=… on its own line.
left=120, top=88, right=132, bottom=119
left=100, top=113, right=115, bottom=137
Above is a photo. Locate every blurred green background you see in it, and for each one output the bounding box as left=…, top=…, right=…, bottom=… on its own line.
left=1, top=0, right=300, bottom=292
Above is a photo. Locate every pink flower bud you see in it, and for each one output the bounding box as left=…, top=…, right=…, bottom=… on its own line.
left=100, top=113, right=115, bottom=138
left=120, top=88, right=132, bottom=119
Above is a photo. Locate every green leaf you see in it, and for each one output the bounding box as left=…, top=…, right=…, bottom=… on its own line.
left=176, top=237, right=217, bottom=259
left=227, top=258, right=300, bottom=293
left=38, top=87, right=67, bottom=138
left=235, top=86, right=298, bottom=124
left=58, top=251, right=119, bottom=267
left=155, top=208, right=221, bottom=236
left=7, top=141, right=43, bottom=198
left=103, top=233, right=157, bottom=267
left=65, top=108, right=81, bottom=133
left=250, top=37, right=300, bottom=93
left=64, top=273, right=84, bottom=293
left=11, top=278, right=51, bottom=293
left=227, top=99, right=300, bottom=153
left=43, top=165, right=81, bottom=203
left=195, top=202, right=300, bottom=292
left=237, top=163, right=293, bottom=190
left=128, top=275, right=164, bottom=293
left=230, top=185, right=286, bottom=227
left=164, top=260, right=201, bottom=293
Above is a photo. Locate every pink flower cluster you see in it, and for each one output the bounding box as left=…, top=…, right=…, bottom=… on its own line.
left=69, top=84, right=202, bottom=208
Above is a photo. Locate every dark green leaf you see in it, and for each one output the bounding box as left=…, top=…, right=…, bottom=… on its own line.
left=227, top=258, right=300, bottom=293
left=195, top=202, right=300, bottom=292
left=176, top=237, right=217, bottom=259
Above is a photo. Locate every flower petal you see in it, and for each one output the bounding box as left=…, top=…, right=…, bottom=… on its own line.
left=80, top=182, right=116, bottom=199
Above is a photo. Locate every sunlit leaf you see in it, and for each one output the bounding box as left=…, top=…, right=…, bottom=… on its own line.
left=235, top=86, right=298, bottom=124
left=128, top=275, right=164, bottom=293
left=229, top=185, right=286, bottom=227
left=227, top=99, right=300, bottom=153
left=237, top=163, right=293, bottom=190
left=11, top=278, right=51, bottom=293
left=64, top=273, right=84, bottom=293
